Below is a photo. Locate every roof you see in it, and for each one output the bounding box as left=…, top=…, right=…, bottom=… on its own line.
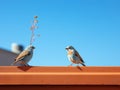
left=0, top=48, right=17, bottom=66
left=0, top=66, right=119, bottom=85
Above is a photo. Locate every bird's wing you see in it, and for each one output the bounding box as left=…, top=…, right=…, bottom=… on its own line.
left=15, top=50, right=30, bottom=61
left=74, top=50, right=85, bottom=63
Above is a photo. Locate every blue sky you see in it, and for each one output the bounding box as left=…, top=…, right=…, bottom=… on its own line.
left=0, top=0, right=120, bottom=66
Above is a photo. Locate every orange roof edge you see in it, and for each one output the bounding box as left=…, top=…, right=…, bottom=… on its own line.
left=0, top=66, right=120, bottom=85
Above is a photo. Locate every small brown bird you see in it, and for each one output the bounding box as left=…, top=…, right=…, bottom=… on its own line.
left=11, top=45, right=35, bottom=66
left=66, top=46, right=86, bottom=66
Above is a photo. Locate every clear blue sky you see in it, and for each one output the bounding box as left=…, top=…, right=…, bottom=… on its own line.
left=0, top=0, right=120, bottom=66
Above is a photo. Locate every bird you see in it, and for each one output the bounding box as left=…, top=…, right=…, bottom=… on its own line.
left=65, top=46, right=86, bottom=66
left=11, top=45, right=35, bottom=66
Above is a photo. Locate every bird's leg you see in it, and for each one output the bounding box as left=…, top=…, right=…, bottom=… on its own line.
left=71, top=63, right=73, bottom=66
left=25, top=63, right=30, bottom=66
left=11, top=61, right=16, bottom=66
left=68, top=63, right=73, bottom=67
left=21, top=61, right=27, bottom=66
left=22, top=61, right=30, bottom=66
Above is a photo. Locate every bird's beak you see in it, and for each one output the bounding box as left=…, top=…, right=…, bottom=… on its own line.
left=65, top=48, right=68, bottom=50
left=32, top=46, right=35, bottom=49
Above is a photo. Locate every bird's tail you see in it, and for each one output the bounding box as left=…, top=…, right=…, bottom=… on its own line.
left=11, top=62, right=15, bottom=66
left=11, top=60, right=17, bottom=66
left=81, top=63, right=86, bottom=66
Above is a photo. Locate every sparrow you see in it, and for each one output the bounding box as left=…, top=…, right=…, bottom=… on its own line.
left=65, top=46, right=86, bottom=66
left=11, top=45, right=35, bottom=66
